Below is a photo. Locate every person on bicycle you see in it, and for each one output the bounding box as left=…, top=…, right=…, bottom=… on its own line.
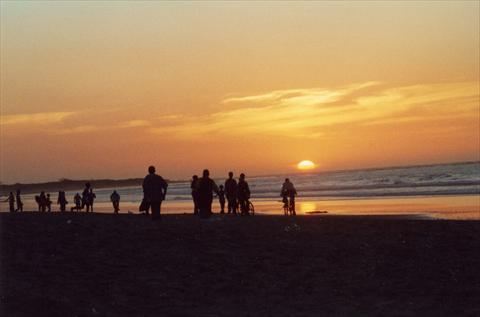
left=281, top=178, right=297, bottom=215
left=237, top=173, right=251, bottom=216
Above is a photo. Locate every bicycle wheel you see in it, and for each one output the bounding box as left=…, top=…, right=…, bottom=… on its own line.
left=248, top=201, right=255, bottom=216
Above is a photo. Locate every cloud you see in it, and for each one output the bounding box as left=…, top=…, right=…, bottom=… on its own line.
left=117, top=120, right=151, bottom=128
left=0, top=111, right=75, bottom=126
left=150, top=81, right=479, bottom=139
left=3, top=81, right=478, bottom=140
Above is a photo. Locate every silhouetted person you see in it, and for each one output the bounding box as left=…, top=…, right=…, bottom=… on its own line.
left=71, top=193, right=82, bottom=212
left=15, top=190, right=23, bottom=212
left=57, top=191, right=68, bottom=212
left=35, top=195, right=41, bottom=211
left=225, top=172, right=238, bottom=214
left=282, top=192, right=289, bottom=215
left=82, top=182, right=91, bottom=210
left=86, top=188, right=96, bottom=212
left=218, top=185, right=225, bottom=214
left=237, top=173, right=251, bottom=215
left=191, top=175, right=199, bottom=215
left=142, top=165, right=168, bottom=220
left=281, top=178, right=297, bottom=215
left=39, top=191, right=47, bottom=212
left=110, top=190, right=120, bottom=214
left=3, top=192, right=15, bottom=212
left=196, top=169, right=219, bottom=218
left=46, top=194, right=52, bottom=212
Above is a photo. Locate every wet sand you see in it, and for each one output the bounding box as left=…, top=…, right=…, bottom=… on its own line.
left=1, top=213, right=479, bottom=316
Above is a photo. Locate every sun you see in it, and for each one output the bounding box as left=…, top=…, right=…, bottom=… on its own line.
left=297, top=160, right=316, bottom=170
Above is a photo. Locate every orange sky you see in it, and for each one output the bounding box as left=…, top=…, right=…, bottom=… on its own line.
left=1, top=1, right=479, bottom=183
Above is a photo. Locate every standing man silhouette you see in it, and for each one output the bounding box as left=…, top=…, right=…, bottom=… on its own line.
left=142, top=165, right=168, bottom=220
left=15, top=189, right=23, bottom=212
left=197, top=169, right=219, bottom=218
left=225, top=172, right=238, bottom=214
left=237, top=173, right=251, bottom=215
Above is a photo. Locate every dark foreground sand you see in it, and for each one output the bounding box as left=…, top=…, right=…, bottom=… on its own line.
left=1, top=213, right=479, bottom=317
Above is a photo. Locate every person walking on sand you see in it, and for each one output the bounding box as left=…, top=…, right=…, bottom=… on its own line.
left=15, top=189, right=23, bottom=212
left=3, top=192, right=15, bottom=212
left=237, top=173, right=251, bottom=216
left=218, top=185, right=226, bottom=214
left=191, top=175, right=200, bottom=215
left=110, top=190, right=120, bottom=214
left=57, top=191, right=68, bottom=212
left=71, top=193, right=82, bottom=212
left=142, top=165, right=168, bottom=221
left=281, top=178, right=297, bottom=215
left=225, top=172, right=238, bottom=214
left=196, top=169, right=219, bottom=218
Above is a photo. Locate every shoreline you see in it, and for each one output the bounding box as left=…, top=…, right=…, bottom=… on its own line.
left=2, top=194, right=479, bottom=220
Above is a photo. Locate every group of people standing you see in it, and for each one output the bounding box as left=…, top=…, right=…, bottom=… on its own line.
left=3, top=166, right=298, bottom=217
left=190, top=170, right=251, bottom=218
left=2, top=190, right=23, bottom=213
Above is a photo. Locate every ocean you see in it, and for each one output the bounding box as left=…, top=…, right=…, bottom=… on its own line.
left=3, top=161, right=480, bottom=219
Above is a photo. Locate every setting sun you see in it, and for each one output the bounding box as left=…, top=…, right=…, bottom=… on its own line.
left=297, top=160, right=316, bottom=170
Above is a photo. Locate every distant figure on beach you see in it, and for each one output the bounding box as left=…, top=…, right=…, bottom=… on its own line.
left=282, top=191, right=289, bottom=216
left=142, top=165, right=168, bottom=220
left=57, top=191, right=68, bottom=212
left=38, top=191, right=47, bottom=212
left=15, top=190, right=23, bottom=212
left=3, top=192, right=15, bottom=212
left=218, top=185, right=226, bottom=214
left=82, top=183, right=91, bottom=210
left=71, top=193, right=82, bottom=212
left=110, top=190, right=120, bottom=214
left=197, top=169, right=219, bottom=218
left=281, top=178, right=297, bottom=216
left=191, top=175, right=199, bottom=215
left=46, top=194, right=52, bottom=212
left=86, top=188, right=96, bottom=212
left=225, top=172, right=238, bottom=214
left=237, top=173, right=251, bottom=216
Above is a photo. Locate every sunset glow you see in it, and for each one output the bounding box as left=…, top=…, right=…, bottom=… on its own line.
left=0, top=1, right=479, bottom=183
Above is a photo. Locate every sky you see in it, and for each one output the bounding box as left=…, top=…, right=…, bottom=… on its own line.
left=1, top=1, right=479, bottom=183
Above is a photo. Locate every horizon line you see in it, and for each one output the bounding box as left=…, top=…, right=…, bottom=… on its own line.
left=1, top=159, right=478, bottom=187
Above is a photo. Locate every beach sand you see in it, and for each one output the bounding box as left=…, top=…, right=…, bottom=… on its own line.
left=1, top=213, right=479, bottom=316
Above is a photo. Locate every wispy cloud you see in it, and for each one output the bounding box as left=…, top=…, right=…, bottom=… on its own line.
left=151, top=81, right=479, bottom=139
left=0, top=111, right=75, bottom=126
left=3, top=81, right=478, bottom=140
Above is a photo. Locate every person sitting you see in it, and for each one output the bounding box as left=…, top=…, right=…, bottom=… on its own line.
left=110, top=190, right=120, bottom=214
